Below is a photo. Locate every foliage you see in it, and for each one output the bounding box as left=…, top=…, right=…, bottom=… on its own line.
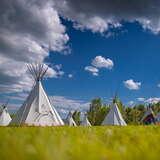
left=0, top=126, right=160, bottom=160
left=152, top=102, right=160, bottom=114
left=87, top=97, right=160, bottom=125
left=87, top=98, right=109, bottom=125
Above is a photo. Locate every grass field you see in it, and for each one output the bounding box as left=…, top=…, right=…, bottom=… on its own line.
left=0, top=126, right=160, bottom=160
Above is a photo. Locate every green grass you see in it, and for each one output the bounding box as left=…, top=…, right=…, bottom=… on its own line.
left=0, top=126, right=160, bottom=160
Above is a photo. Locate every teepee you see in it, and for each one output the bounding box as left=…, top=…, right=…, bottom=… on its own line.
left=65, top=111, right=77, bottom=126
left=102, top=103, right=127, bottom=126
left=156, top=112, right=160, bottom=124
left=81, top=113, right=91, bottom=126
left=0, top=105, right=12, bottom=126
left=10, top=64, right=64, bottom=126
left=142, top=106, right=155, bottom=125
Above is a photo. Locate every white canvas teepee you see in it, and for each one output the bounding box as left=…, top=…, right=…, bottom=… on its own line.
left=0, top=106, right=12, bottom=126
left=102, top=103, right=127, bottom=126
left=65, top=111, right=77, bottom=126
left=81, top=113, right=91, bottom=126
left=156, top=112, right=160, bottom=123
left=11, top=64, right=64, bottom=126
left=141, top=107, right=155, bottom=124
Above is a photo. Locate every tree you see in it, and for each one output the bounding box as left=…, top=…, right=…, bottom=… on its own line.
left=124, top=104, right=145, bottom=125
left=124, top=107, right=132, bottom=124
left=87, top=98, right=109, bottom=125
left=152, top=102, right=160, bottom=114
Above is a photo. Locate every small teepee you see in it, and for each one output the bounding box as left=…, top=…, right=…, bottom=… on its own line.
left=65, top=111, right=77, bottom=126
left=81, top=112, right=91, bottom=126
left=102, top=103, right=127, bottom=126
left=10, top=64, right=64, bottom=126
left=156, top=112, right=160, bottom=124
left=0, top=105, right=12, bottom=126
left=142, top=106, right=155, bottom=125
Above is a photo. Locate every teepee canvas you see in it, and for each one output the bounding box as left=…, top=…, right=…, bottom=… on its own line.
left=11, top=64, right=64, bottom=126
left=156, top=112, right=160, bottom=124
left=65, top=111, right=77, bottom=126
left=81, top=113, right=91, bottom=126
left=142, top=106, right=155, bottom=125
left=102, top=103, right=127, bottom=126
left=0, top=106, right=12, bottom=126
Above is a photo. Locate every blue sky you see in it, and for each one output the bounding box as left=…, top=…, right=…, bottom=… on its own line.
left=44, top=20, right=160, bottom=104
left=1, top=0, right=160, bottom=115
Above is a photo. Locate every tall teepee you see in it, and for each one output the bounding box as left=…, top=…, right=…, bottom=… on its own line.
left=0, top=105, right=12, bottom=126
left=102, top=103, right=127, bottom=126
left=81, top=112, right=91, bottom=126
left=65, top=111, right=77, bottom=126
left=10, top=64, right=64, bottom=126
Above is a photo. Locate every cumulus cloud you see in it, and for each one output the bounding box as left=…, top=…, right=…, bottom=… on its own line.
left=124, top=79, right=141, bottom=90
left=45, top=64, right=65, bottom=78
left=68, top=74, right=73, bottom=78
left=85, top=66, right=99, bottom=76
left=136, top=97, right=160, bottom=104
left=92, top=56, right=114, bottom=69
left=0, top=58, right=64, bottom=93
left=54, top=0, right=160, bottom=34
left=6, top=93, right=28, bottom=102
left=137, top=97, right=145, bottom=102
left=128, top=101, right=135, bottom=106
left=74, top=16, right=110, bottom=33
left=49, top=96, right=90, bottom=118
left=145, top=97, right=160, bottom=104
left=0, top=0, right=69, bottom=93
left=85, top=55, right=113, bottom=76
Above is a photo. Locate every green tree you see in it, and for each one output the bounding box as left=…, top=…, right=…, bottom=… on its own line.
left=152, top=102, right=160, bottom=114
left=124, top=104, right=145, bottom=125
left=87, top=98, right=109, bottom=125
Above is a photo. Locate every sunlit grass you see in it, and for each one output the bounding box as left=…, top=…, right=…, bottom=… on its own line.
left=0, top=126, right=160, bottom=160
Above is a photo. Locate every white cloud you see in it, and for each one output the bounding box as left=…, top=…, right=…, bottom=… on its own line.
left=157, top=84, right=160, bottom=88
left=54, top=0, right=160, bottom=34
left=128, top=101, right=134, bottom=106
left=4, top=103, right=21, bottom=114
left=138, top=98, right=145, bottom=102
left=137, top=97, right=145, bottom=102
left=84, top=66, right=99, bottom=76
left=0, top=59, right=64, bottom=93
left=124, top=79, right=141, bottom=90
left=145, top=97, right=160, bottom=104
left=92, top=56, right=114, bottom=69
left=6, top=93, right=28, bottom=102
left=46, top=64, right=64, bottom=78
left=0, top=0, right=69, bottom=93
left=136, top=97, right=160, bottom=104
left=68, top=74, right=73, bottom=78
left=49, top=96, right=90, bottom=118
left=85, top=55, right=113, bottom=76
left=74, top=16, right=109, bottom=33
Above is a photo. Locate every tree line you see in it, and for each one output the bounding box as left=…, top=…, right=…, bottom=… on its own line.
left=72, top=97, right=160, bottom=125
